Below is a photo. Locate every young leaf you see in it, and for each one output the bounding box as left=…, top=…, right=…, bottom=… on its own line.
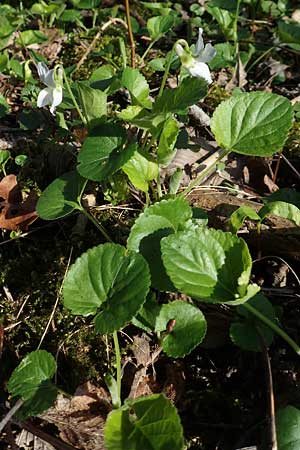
left=63, top=243, right=151, bottom=333
left=155, top=300, right=207, bottom=357
left=264, top=188, right=300, bottom=208
left=211, top=92, right=293, bottom=156
left=104, top=394, right=184, bottom=450
left=77, top=124, right=129, bottom=181
left=230, top=293, right=276, bottom=352
left=161, top=228, right=256, bottom=304
left=276, top=405, right=300, bottom=450
left=153, top=77, right=208, bottom=115
left=128, top=197, right=192, bottom=290
left=122, top=149, right=158, bottom=192
left=259, top=201, right=300, bottom=226
left=229, top=206, right=261, bottom=233
left=147, top=15, right=174, bottom=40
left=77, top=82, right=107, bottom=124
left=8, top=350, right=57, bottom=417
left=157, top=117, right=179, bottom=166
left=37, top=171, right=86, bottom=220
left=121, top=67, right=151, bottom=109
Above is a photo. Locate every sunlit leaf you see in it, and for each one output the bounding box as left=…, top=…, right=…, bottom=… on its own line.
left=211, top=92, right=293, bottom=156
left=63, top=243, right=150, bottom=333
left=277, top=405, right=300, bottom=450
left=104, top=394, right=184, bottom=450
left=156, top=301, right=207, bottom=357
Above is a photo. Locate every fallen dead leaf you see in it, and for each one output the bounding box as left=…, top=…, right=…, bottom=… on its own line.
left=0, top=175, right=38, bottom=231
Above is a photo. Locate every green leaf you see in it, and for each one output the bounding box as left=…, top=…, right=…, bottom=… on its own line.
left=122, top=149, right=158, bottom=192
left=18, top=381, right=58, bottom=418
left=18, top=30, right=48, bottom=46
left=259, top=201, right=300, bottom=226
left=60, top=9, right=82, bottom=22
left=155, top=300, right=207, bottom=357
left=278, top=21, right=300, bottom=44
left=0, top=94, right=9, bottom=118
left=229, top=206, right=261, bottom=233
left=132, top=292, right=161, bottom=333
left=63, top=243, right=150, bottom=333
left=0, top=149, right=10, bottom=165
left=0, top=53, right=9, bottom=72
left=211, top=92, right=293, bottom=156
left=277, top=405, right=300, bottom=450
left=77, top=82, right=107, bottom=124
left=104, top=394, right=184, bottom=450
left=8, top=350, right=56, bottom=402
left=264, top=188, right=300, bottom=208
left=147, top=16, right=174, bottom=40
left=209, top=42, right=235, bottom=70
left=157, top=117, right=179, bottom=166
left=77, top=124, right=130, bottom=181
left=128, top=197, right=192, bottom=252
left=31, top=2, right=60, bottom=15
left=153, top=77, right=208, bottom=115
left=230, top=293, right=275, bottom=352
left=128, top=197, right=192, bottom=290
left=161, top=228, right=255, bottom=303
left=37, top=171, right=86, bottom=220
left=121, top=67, right=151, bottom=109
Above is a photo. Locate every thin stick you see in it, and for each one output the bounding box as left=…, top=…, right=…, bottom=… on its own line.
left=272, top=152, right=282, bottom=184
left=37, top=247, right=73, bottom=349
left=0, top=399, right=24, bottom=433
left=125, top=0, right=136, bottom=67
left=257, top=329, right=278, bottom=450
left=113, top=330, right=122, bottom=405
left=13, top=419, right=77, bottom=450
left=79, top=207, right=113, bottom=242
left=76, top=18, right=128, bottom=71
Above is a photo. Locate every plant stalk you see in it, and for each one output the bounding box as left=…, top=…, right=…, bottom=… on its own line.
left=180, top=149, right=230, bottom=197
left=124, top=0, right=136, bottom=68
left=158, top=47, right=175, bottom=97
left=113, top=330, right=122, bottom=405
left=242, top=302, right=300, bottom=356
left=79, top=207, right=113, bottom=242
left=62, top=69, right=87, bottom=125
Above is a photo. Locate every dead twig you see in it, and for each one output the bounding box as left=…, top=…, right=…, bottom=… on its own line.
left=124, top=0, right=136, bottom=67
left=76, top=18, right=128, bottom=71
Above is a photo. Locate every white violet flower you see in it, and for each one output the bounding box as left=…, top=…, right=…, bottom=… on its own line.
left=175, top=28, right=216, bottom=84
left=37, top=62, right=63, bottom=115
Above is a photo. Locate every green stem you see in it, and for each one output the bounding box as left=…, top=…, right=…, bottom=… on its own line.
left=62, top=69, right=87, bottom=125
left=242, top=302, right=300, bottom=356
left=79, top=207, right=113, bottom=242
left=113, top=330, right=122, bottom=405
left=180, top=150, right=230, bottom=198
left=233, top=0, right=242, bottom=54
left=140, top=39, right=158, bottom=64
left=158, top=46, right=175, bottom=97
left=157, top=172, right=162, bottom=199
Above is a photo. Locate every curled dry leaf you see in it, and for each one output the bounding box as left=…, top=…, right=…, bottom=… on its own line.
left=0, top=175, right=38, bottom=231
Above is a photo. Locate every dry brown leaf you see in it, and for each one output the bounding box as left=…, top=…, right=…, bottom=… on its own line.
left=41, top=382, right=111, bottom=450
left=0, top=175, right=38, bottom=231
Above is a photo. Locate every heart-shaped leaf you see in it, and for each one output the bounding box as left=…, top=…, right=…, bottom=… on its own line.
left=122, top=148, right=158, bottom=192
left=161, top=228, right=258, bottom=304
left=276, top=405, right=300, bottom=450
left=104, top=394, right=184, bottom=450
left=77, top=82, right=107, bottom=123
left=8, top=350, right=57, bottom=417
left=77, top=123, right=128, bottom=181
left=63, top=243, right=151, bottom=333
left=128, top=197, right=192, bottom=290
left=37, top=171, right=86, bottom=220
left=211, top=92, right=293, bottom=156
left=155, top=300, right=207, bottom=357
left=153, top=77, right=208, bottom=115
left=147, top=16, right=174, bottom=40
left=121, top=67, right=151, bottom=108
